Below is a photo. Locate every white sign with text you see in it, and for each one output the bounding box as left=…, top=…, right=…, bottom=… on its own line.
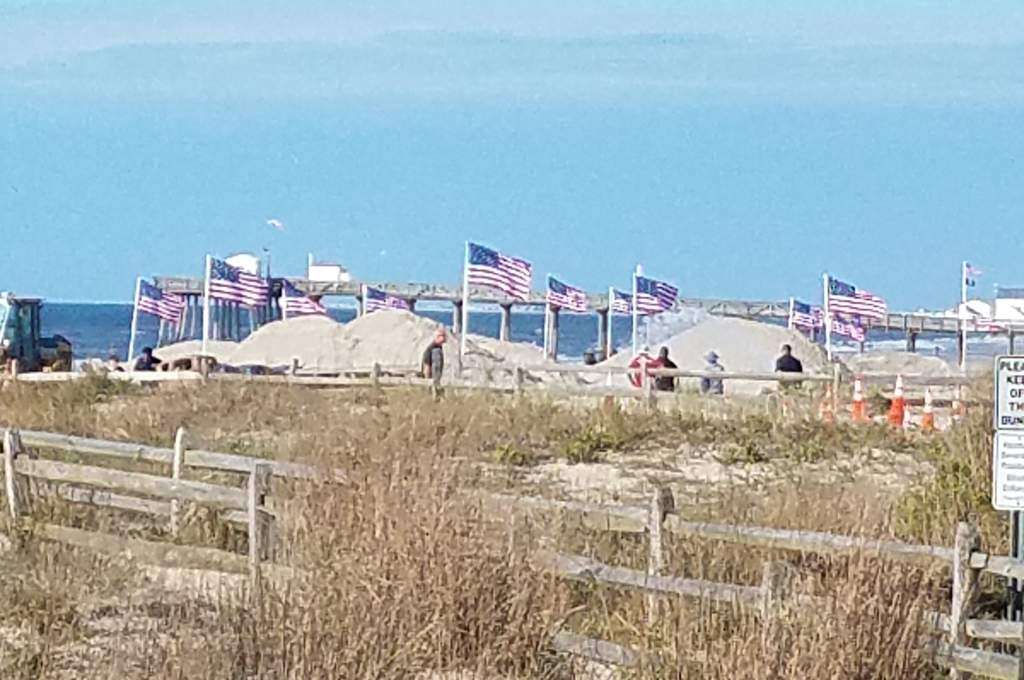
left=994, top=431, right=1024, bottom=511
left=995, top=356, right=1024, bottom=430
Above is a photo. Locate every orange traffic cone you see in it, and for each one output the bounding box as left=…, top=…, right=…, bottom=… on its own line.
left=851, top=377, right=867, bottom=423
left=887, top=375, right=906, bottom=428
left=819, top=386, right=835, bottom=424
left=921, top=387, right=935, bottom=433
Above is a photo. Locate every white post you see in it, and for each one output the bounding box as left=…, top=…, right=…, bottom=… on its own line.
left=459, top=243, right=470, bottom=372
left=606, top=286, right=615, bottom=360
left=201, top=255, right=213, bottom=356
left=127, top=277, right=142, bottom=365
left=960, top=260, right=968, bottom=372
left=631, top=267, right=640, bottom=356
left=170, top=427, right=185, bottom=536
left=822, top=273, right=833, bottom=361
left=543, top=302, right=551, bottom=359
left=787, top=297, right=795, bottom=331
left=3, top=429, right=19, bottom=520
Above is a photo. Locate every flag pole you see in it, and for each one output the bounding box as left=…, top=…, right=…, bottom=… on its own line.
left=359, top=284, right=367, bottom=318
left=543, top=276, right=551, bottom=359
left=202, top=255, right=212, bottom=356
left=127, top=277, right=142, bottom=365
left=606, top=286, right=614, bottom=360
left=631, top=267, right=640, bottom=356
left=281, top=284, right=289, bottom=321
left=459, top=242, right=470, bottom=373
left=787, top=297, right=795, bottom=330
left=822, top=273, right=832, bottom=361
left=960, top=260, right=968, bottom=371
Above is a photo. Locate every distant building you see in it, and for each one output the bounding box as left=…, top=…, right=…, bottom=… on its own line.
left=307, top=254, right=351, bottom=284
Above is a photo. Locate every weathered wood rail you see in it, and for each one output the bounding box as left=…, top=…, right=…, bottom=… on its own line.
left=2, top=428, right=277, bottom=592
left=487, top=490, right=1024, bottom=677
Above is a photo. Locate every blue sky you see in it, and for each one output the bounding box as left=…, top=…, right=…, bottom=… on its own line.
left=1, top=1, right=1022, bottom=308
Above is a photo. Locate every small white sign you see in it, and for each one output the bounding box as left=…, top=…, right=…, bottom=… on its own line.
left=995, top=356, right=1024, bottom=430
left=994, top=432, right=1024, bottom=511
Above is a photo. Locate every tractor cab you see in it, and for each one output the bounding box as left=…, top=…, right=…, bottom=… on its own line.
left=0, top=293, right=72, bottom=373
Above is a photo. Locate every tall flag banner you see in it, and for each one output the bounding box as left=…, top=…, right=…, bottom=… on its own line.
left=461, top=242, right=533, bottom=367
left=282, top=279, right=327, bottom=318
left=546, top=276, right=588, bottom=312
left=788, top=299, right=823, bottom=331
left=610, top=289, right=632, bottom=314
left=127, top=278, right=187, bottom=363
left=632, top=270, right=679, bottom=354
left=208, top=257, right=269, bottom=307
left=965, top=262, right=982, bottom=288
left=830, top=315, right=866, bottom=343
left=826, top=277, right=887, bottom=321
left=363, top=285, right=411, bottom=313
left=634, top=275, right=679, bottom=315
left=960, top=260, right=984, bottom=370
left=465, top=243, right=533, bottom=301
left=138, top=280, right=186, bottom=323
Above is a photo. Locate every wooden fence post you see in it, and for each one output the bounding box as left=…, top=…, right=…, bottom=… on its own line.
left=515, top=366, right=525, bottom=394
left=372, top=362, right=382, bottom=388
left=3, top=428, right=20, bottom=520
left=646, top=485, right=675, bottom=626
left=248, top=463, right=272, bottom=594
left=950, top=521, right=980, bottom=679
left=170, top=427, right=186, bottom=536
left=761, top=561, right=794, bottom=648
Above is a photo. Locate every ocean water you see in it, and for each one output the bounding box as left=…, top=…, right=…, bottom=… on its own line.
left=40, top=302, right=1008, bottom=366
left=42, top=303, right=637, bottom=362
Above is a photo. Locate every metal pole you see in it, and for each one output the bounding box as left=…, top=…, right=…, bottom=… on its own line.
left=632, top=267, right=640, bottom=356
left=459, top=242, right=471, bottom=373
left=960, top=260, right=968, bottom=371
left=127, top=277, right=142, bottom=364
left=606, top=286, right=615, bottom=360
left=202, top=255, right=212, bottom=355
left=823, top=273, right=833, bottom=361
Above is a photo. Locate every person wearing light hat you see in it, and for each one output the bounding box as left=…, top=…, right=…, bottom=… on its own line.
left=700, top=350, right=724, bottom=395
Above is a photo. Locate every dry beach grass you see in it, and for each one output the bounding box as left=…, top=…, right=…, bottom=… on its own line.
left=0, top=376, right=1005, bottom=678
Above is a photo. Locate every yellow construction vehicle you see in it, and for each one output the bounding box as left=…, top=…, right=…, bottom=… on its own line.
left=0, top=293, right=73, bottom=373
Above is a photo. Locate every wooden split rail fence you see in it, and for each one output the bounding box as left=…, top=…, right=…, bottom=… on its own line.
left=483, top=490, right=1024, bottom=678
left=1, top=425, right=1014, bottom=674
left=0, top=426, right=347, bottom=594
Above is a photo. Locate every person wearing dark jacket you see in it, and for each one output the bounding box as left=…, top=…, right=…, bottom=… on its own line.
left=775, top=344, right=803, bottom=373
left=655, top=346, right=677, bottom=392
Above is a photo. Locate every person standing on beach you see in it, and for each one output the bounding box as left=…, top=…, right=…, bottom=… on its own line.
left=775, top=343, right=803, bottom=390
left=775, top=344, right=803, bottom=373
left=421, top=328, right=447, bottom=392
left=654, top=346, right=677, bottom=392
left=700, top=351, right=724, bottom=395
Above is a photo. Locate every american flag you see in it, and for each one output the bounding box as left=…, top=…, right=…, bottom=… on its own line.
left=789, top=300, right=823, bottom=330
left=282, top=279, right=327, bottom=317
left=965, top=262, right=982, bottom=288
left=826, top=277, right=887, bottom=321
left=831, top=315, right=865, bottom=342
left=546, top=276, right=588, bottom=312
left=635, top=275, right=678, bottom=315
left=466, top=243, right=532, bottom=301
left=610, top=289, right=632, bottom=314
left=136, top=280, right=185, bottom=323
left=364, top=285, right=411, bottom=313
left=208, top=257, right=269, bottom=307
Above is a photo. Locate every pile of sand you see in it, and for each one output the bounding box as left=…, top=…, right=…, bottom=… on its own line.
left=223, top=310, right=563, bottom=381
left=603, top=316, right=827, bottom=395
left=154, top=340, right=239, bottom=366
left=227, top=315, right=347, bottom=370
left=842, top=351, right=955, bottom=378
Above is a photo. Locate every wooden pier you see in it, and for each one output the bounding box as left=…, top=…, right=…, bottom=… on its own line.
left=154, top=275, right=975, bottom=355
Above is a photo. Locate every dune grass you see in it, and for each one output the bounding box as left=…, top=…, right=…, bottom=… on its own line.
left=0, top=377, right=1004, bottom=678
